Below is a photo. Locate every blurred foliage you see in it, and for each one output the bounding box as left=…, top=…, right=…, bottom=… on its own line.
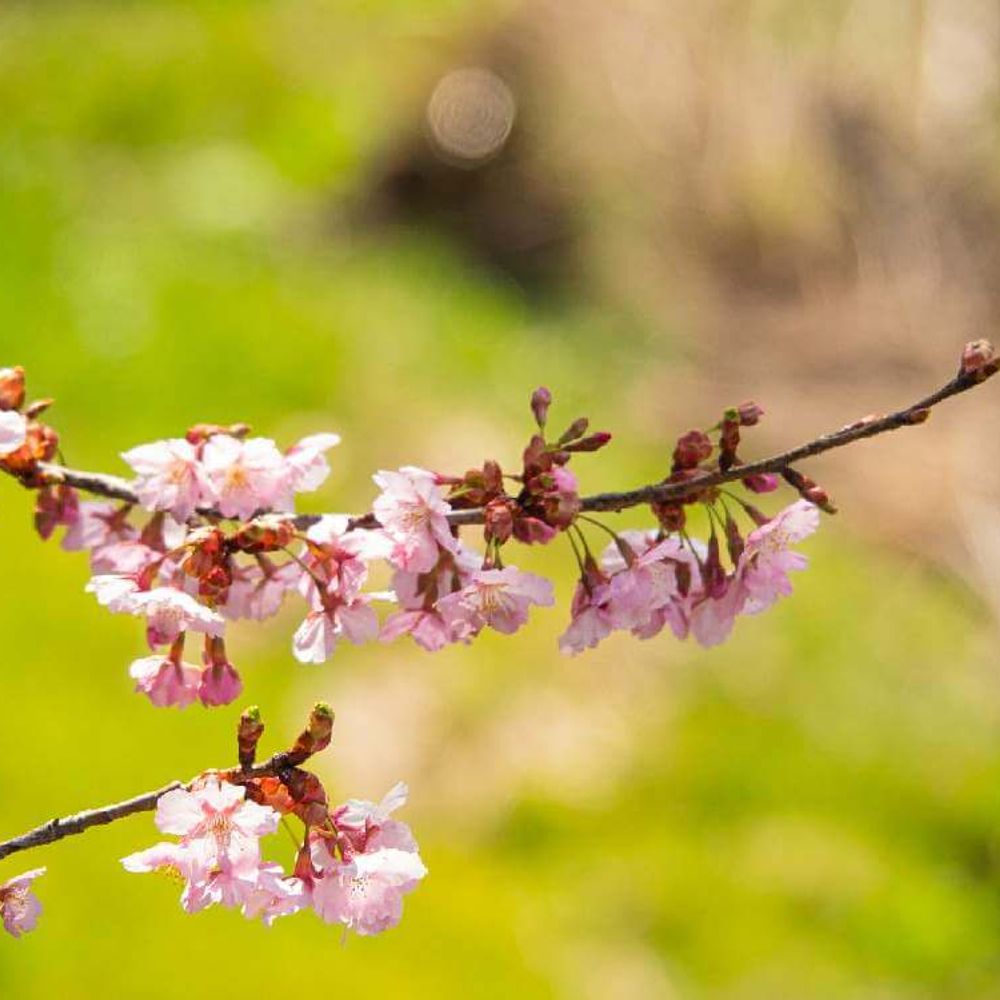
left=2, top=2, right=1000, bottom=998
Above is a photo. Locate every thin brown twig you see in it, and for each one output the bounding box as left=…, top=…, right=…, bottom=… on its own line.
left=10, top=362, right=993, bottom=524
left=0, top=753, right=295, bottom=863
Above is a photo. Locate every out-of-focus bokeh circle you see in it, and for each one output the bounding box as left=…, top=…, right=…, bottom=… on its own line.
left=426, top=67, right=516, bottom=165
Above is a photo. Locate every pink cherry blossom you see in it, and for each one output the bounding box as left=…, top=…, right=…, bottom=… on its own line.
left=86, top=573, right=141, bottom=611
left=154, top=778, right=279, bottom=874
left=62, top=501, right=136, bottom=553
left=437, top=566, right=554, bottom=636
left=122, top=438, right=209, bottom=521
left=335, top=782, right=418, bottom=854
left=284, top=432, right=341, bottom=493
left=558, top=579, right=614, bottom=655
left=311, top=847, right=427, bottom=936
left=239, top=864, right=308, bottom=925
left=130, top=653, right=202, bottom=708
left=201, top=434, right=292, bottom=519
left=380, top=609, right=456, bottom=651
left=120, top=587, right=225, bottom=646
left=198, top=661, right=243, bottom=707
left=298, top=515, right=383, bottom=606
left=0, top=867, right=45, bottom=939
left=292, top=599, right=378, bottom=664
left=599, top=531, right=699, bottom=640
left=688, top=582, right=746, bottom=647
left=222, top=560, right=301, bottom=621
left=601, top=536, right=685, bottom=631
left=198, top=636, right=243, bottom=707
left=121, top=841, right=254, bottom=915
left=372, top=466, right=456, bottom=573
left=0, top=409, right=26, bottom=456
left=737, top=499, right=819, bottom=614
left=89, top=540, right=160, bottom=576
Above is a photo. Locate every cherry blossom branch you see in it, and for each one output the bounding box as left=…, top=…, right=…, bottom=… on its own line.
left=0, top=704, right=329, bottom=863
left=580, top=357, right=996, bottom=512
left=12, top=351, right=997, bottom=523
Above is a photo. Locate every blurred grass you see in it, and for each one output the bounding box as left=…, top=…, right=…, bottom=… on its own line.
left=2, top=2, right=1000, bottom=998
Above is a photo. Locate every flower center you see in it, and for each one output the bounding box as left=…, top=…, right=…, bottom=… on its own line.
left=225, top=465, right=250, bottom=491
left=349, top=874, right=372, bottom=901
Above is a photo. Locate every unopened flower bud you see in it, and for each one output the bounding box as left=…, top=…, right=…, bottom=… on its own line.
left=563, top=431, right=612, bottom=453
left=672, top=430, right=712, bottom=471
left=651, top=501, right=686, bottom=532
left=287, top=702, right=335, bottom=766
left=742, top=472, right=779, bottom=494
left=781, top=467, right=837, bottom=514
left=531, top=387, right=552, bottom=430
left=557, top=417, right=589, bottom=445
left=483, top=497, right=514, bottom=544
left=737, top=401, right=764, bottom=426
left=237, top=705, right=265, bottom=770
left=0, top=366, right=26, bottom=411
left=960, top=339, right=996, bottom=377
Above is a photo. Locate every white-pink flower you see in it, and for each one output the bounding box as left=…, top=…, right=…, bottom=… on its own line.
left=86, top=573, right=142, bottom=611
left=688, top=582, right=746, bottom=648
left=336, top=782, right=418, bottom=854
left=239, top=864, right=308, bottom=925
left=380, top=609, right=455, bottom=651
left=120, top=587, right=225, bottom=646
left=437, top=566, right=554, bottom=636
left=89, top=540, right=160, bottom=576
left=121, top=840, right=255, bottom=915
left=737, top=499, right=819, bottom=614
left=122, top=438, right=209, bottom=521
left=222, top=561, right=301, bottom=622
left=62, top=501, right=136, bottom=553
left=284, top=432, right=341, bottom=493
left=154, top=778, right=279, bottom=874
left=201, top=434, right=292, bottom=519
left=292, top=599, right=378, bottom=664
left=130, top=654, right=202, bottom=708
left=0, top=409, right=26, bottom=457
left=310, top=847, right=427, bottom=936
left=558, top=579, right=614, bottom=655
left=0, top=867, right=45, bottom=939
left=601, top=535, right=685, bottom=631
left=372, top=466, right=456, bottom=573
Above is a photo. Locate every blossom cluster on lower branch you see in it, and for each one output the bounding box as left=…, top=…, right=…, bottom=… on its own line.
left=1, top=704, right=427, bottom=941
left=123, top=776, right=425, bottom=935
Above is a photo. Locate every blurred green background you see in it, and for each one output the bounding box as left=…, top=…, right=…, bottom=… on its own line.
left=3, top=2, right=1000, bottom=997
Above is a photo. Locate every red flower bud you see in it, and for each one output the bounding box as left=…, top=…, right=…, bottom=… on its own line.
left=651, top=501, right=686, bottom=532
left=737, top=401, right=764, bottom=426
left=961, top=339, right=996, bottom=376
left=531, top=387, right=552, bottom=430
left=742, top=472, right=779, bottom=493
left=672, top=430, right=712, bottom=470
left=563, top=431, right=611, bottom=453
left=483, top=497, right=514, bottom=544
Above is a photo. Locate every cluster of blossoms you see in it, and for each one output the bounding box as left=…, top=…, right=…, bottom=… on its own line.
left=122, top=705, right=426, bottom=935
left=0, top=365, right=832, bottom=709
left=2, top=343, right=997, bottom=943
